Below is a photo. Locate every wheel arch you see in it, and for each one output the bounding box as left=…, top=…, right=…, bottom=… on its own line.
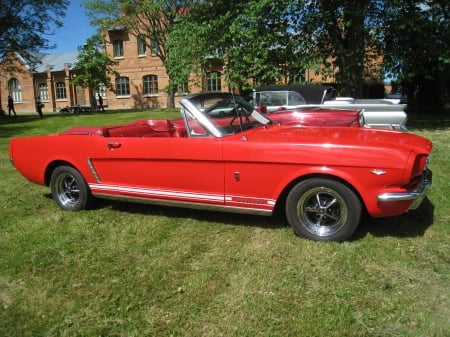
left=274, top=173, right=367, bottom=215
left=44, top=160, right=80, bottom=186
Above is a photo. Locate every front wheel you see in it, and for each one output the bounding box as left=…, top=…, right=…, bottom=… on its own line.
left=286, top=178, right=361, bottom=241
left=50, top=165, right=93, bottom=211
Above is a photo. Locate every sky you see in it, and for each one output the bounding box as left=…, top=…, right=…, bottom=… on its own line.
left=46, top=0, right=97, bottom=54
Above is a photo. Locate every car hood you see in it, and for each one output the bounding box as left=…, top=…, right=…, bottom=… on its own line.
left=245, top=125, right=432, bottom=154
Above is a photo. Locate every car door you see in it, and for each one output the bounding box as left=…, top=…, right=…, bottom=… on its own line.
left=87, top=136, right=225, bottom=206
left=221, top=137, right=280, bottom=214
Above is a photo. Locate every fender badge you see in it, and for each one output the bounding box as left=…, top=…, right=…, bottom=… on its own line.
left=371, top=169, right=386, bottom=176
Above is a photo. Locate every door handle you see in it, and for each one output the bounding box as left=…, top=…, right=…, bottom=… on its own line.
left=107, top=142, right=122, bottom=150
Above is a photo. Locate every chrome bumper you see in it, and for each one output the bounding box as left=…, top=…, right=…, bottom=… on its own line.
left=377, top=169, right=432, bottom=211
left=364, top=123, right=408, bottom=131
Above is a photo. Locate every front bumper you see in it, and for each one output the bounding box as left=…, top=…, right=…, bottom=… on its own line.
left=376, top=168, right=432, bottom=211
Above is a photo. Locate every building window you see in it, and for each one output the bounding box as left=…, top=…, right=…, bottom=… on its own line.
left=151, top=39, right=158, bottom=56
left=288, top=68, right=306, bottom=84
left=38, top=83, right=49, bottom=101
left=95, top=83, right=106, bottom=98
left=116, top=77, right=130, bottom=96
left=113, top=39, right=124, bottom=58
left=177, top=82, right=189, bottom=95
left=143, top=75, right=158, bottom=95
left=55, top=82, right=67, bottom=99
left=8, top=78, right=22, bottom=102
left=138, top=35, right=146, bottom=56
left=206, top=71, right=221, bottom=92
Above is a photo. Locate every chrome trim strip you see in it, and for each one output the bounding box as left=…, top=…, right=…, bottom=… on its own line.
left=364, top=123, right=408, bottom=131
left=87, top=158, right=101, bottom=183
left=377, top=169, right=432, bottom=210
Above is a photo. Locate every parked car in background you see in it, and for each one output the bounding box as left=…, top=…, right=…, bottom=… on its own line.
left=253, top=85, right=408, bottom=130
left=187, top=92, right=365, bottom=128
left=9, top=93, right=432, bottom=241
left=386, top=92, right=408, bottom=104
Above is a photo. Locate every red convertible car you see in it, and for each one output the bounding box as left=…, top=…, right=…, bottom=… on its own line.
left=9, top=93, right=432, bottom=241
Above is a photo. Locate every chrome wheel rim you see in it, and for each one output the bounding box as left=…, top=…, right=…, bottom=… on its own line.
left=54, top=173, right=80, bottom=208
left=297, top=187, right=348, bottom=237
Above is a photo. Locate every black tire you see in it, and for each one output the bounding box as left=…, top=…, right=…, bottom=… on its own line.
left=50, top=165, right=93, bottom=211
left=285, top=178, right=361, bottom=241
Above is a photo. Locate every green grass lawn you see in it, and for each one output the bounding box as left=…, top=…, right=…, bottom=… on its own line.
left=1, top=110, right=449, bottom=337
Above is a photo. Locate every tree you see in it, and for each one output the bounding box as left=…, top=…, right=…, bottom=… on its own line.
left=169, top=0, right=297, bottom=92
left=383, top=0, right=450, bottom=113
left=83, top=0, right=199, bottom=108
left=168, top=0, right=385, bottom=97
left=288, top=0, right=385, bottom=98
left=71, top=34, right=119, bottom=95
left=218, top=0, right=298, bottom=90
left=164, top=16, right=207, bottom=92
left=0, top=0, right=69, bottom=61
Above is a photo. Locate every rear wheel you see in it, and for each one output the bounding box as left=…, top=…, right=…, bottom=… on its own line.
left=286, top=178, right=361, bottom=241
left=50, top=166, right=93, bottom=211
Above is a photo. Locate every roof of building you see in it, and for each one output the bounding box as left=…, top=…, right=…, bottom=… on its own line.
left=15, top=51, right=79, bottom=73
left=31, top=51, right=79, bottom=73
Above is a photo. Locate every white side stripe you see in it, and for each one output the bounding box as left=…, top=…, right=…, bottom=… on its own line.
left=89, top=184, right=276, bottom=206
left=90, top=184, right=224, bottom=202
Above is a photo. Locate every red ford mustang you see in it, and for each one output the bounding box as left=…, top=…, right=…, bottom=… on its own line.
left=9, top=93, right=432, bottom=241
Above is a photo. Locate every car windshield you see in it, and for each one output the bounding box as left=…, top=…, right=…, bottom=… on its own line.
left=255, top=91, right=307, bottom=107
left=180, top=94, right=273, bottom=137
left=204, top=95, right=272, bottom=135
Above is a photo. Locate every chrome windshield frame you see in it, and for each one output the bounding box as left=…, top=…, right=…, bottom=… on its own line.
left=179, top=94, right=272, bottom=138
left=179, top=96, right=226, bottom=138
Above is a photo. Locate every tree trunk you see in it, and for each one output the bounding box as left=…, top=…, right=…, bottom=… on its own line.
left=338, top=5, right=365, bottom=98
left=322, top=0, right=367, bottom=98
left=166, top=87, right=175, bottom=108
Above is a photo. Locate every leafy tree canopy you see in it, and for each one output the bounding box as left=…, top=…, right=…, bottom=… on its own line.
left=0, top=0, right=69, bottom=58
left=71, top=34, right=119, bottom=92
left=166, top=0, right=298, bottom=92
left=171, top=0, right=384, bottom=96
left=383, top=0, right=450, bottom=112
left=289, top=0, right=385, bottom=97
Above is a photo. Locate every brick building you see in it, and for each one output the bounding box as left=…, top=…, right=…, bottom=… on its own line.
left=102, top=27, right=226, bottom=109
left=0, top=51, right=91, bottom=114
left=102, top=27, right=172, bottom=109
left=0, top=29, right=227, bottom=114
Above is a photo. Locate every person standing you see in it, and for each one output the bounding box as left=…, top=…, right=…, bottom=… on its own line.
left=36, top=96, right=43, bottom=118
left=7, top=95, right=17, bottom=117
left=98, top=93, right=104, bottom=112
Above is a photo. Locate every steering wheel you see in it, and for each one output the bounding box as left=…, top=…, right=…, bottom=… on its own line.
left=229, top=105, right=250, bottom=126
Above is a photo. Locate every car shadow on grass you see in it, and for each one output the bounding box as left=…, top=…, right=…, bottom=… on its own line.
left=89, top=196, right=435, bottom=241
left=103, top=199, right=287, bottom=231
left=353, top=197, right=435, bottom=240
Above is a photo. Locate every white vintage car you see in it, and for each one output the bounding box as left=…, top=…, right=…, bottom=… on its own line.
left=252, top=85, right=408, bottom=130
